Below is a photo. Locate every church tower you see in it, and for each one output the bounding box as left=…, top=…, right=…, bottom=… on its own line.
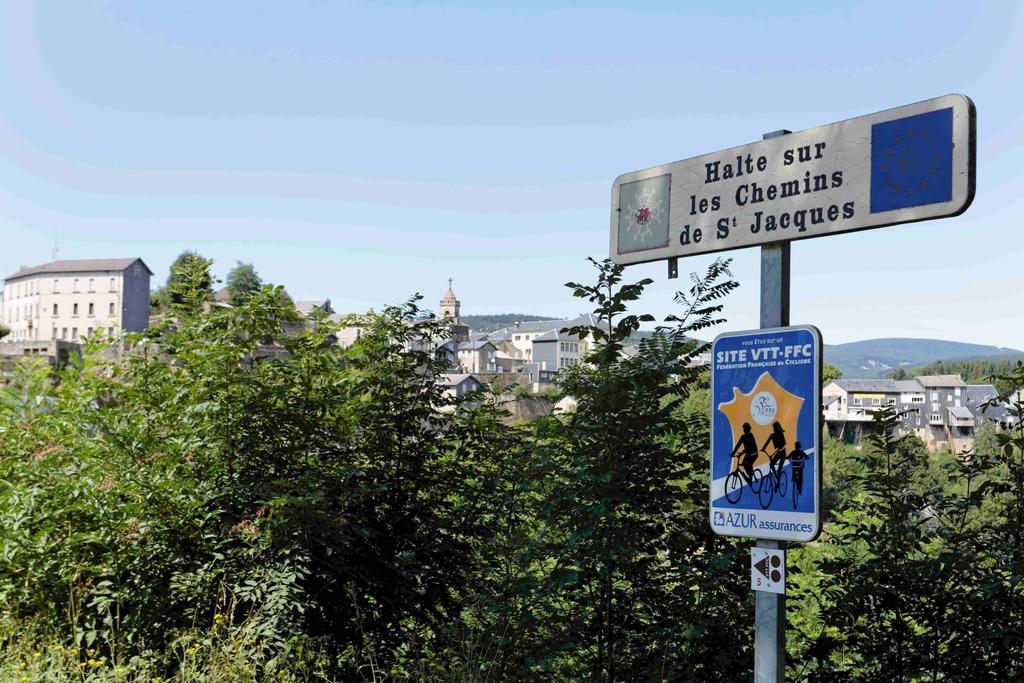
left=440, top=278, right=461, bottom=321
left=440, top=278, right=469, bottom=343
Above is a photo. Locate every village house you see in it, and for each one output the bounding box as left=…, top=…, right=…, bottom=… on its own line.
left=1, top=258, right=152, bottom=343
left=823, top=373, right=1011, bottom=452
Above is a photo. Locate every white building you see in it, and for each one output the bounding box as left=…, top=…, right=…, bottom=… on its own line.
left=2, top=258, right=152, bottom=343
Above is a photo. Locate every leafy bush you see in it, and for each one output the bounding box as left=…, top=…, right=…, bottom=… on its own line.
left=2, top=255, right=1022, bottom=681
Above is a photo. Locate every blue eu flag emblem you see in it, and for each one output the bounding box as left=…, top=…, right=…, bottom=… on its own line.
left=870, top=107, right=953, bottom=213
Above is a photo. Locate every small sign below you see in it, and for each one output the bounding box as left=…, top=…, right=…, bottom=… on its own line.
left=751, top=547, right=786, bottom=595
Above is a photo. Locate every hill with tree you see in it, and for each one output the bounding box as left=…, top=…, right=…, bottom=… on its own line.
left=461, top=313, right=556, bottom=333
left=824, top=337, right=1023, bottom=378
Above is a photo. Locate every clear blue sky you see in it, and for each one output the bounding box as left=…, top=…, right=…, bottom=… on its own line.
left=1, top=1, right=1022, bottom=347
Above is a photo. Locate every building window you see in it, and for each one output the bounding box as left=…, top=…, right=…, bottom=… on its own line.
left=71, top=327, right=77, bottom=339
left=52, top=304, right=58, bottom=316
left=931, top=391, right=939, bottom=401
left=853, top=398, right=862, bottom=406
left=109, top=278, right=116, bottom=291
left=73, top=303, right=79, bottom=316
left=53, top=279, right=59, bottom=293
left=88, top=303, right=95, bottom=316
left=88, top=278, right=95, bottom=292
left=911, top=396, right=924, bottom=403
left=73, top=278, right=79, bottom=293
left=930, top=413, right=942, bottom=423
left=87, top=327, right=93, bottom=337
left=61, top=328, right=67, bottom=340
left=886, top=398, right=896, bottom=406
left=872, top=397, right=881, bottom=406
left=109, top=302, right=115, bottom=315
left=51, top=327, right=57, bottom=340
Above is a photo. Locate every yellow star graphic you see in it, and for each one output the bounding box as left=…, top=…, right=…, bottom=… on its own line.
left=718, top=371, right=804, bottom=472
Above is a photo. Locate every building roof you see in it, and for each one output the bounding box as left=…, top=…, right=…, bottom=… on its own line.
left=532, top=328, right=579, bottom=343
left=894, top=380, right=925, bottom=392
left=966, top=384, right=1007, bottom=419
left=493, top=312, right=598, bottom=337
left=458, top=340, right=495, bottom=351
left=966, top=384, right=999, bottom=403
left=833, top=379, right=901, bottom=393
left=948, top=406, right=973, bottom=419
left=916, top=374, right=967, bottom=387
left=6, top=258, right=152, bottom=281
left=442, top=373, right=480, bottom=387
left=823, top=395, right=840, bottom=407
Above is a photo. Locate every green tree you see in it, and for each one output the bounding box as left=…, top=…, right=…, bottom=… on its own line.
left=823, top=361, right=842, bottom=385
left=167, top=250, right=213, bottom=305
left=225, top=261, right=263, bottom=306
left=799, top=406, right=1005, bottom=680
left=525, top=257, right=749, bottom=681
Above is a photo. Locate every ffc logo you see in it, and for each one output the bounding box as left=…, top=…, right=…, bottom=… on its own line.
left=751, top=391, right=778, bottom=426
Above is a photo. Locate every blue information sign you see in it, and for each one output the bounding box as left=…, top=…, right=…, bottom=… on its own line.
left=710, top=325, right=822, bottom=542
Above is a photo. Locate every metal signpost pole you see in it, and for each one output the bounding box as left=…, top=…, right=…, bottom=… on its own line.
left=755, top=128, right=791, bottom=683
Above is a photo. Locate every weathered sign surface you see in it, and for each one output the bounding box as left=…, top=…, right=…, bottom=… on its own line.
left=610, top=94, right=975, bottom=264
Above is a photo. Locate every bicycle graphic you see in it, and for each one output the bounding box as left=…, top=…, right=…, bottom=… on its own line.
left=724, top=453, right=765, bottom=505
left=788, top=442, right=809, bottom=510
left=757, top=447, right=788, bottom=509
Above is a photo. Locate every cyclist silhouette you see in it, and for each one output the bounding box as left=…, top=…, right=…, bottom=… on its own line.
left=761, top=421, right=787, bottom=489
left=730, top=422, right=759, bottom=480
left=789, top=441, right=808, bottom=498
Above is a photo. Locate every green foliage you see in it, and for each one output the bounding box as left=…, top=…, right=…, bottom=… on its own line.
left=3, top=254, right=1023, bottom=681
left=149, top=286, right=170, bottom=316
left=790, top=400, right=1024, bottom=680
left=893, top=355, right=1024, bottom=394
left=459, top=313, right=549, bottom=333
left=225, top=262, right=263, bottom=307
left=828, top=338, right=1022, bottom=379
left=0, top=323, right=10, bottom=339
left=527, top=257, right=747, bottom=681
left=167, top=250, right=214, bottom=306
left=822, top=361, right=841, bottom=385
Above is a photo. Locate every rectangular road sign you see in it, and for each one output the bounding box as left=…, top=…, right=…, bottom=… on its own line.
left=611, top=94, right=975, bottom=265
left=751, top=547, right=786, bottom=595
left=710, top=325, right=822, bottom=542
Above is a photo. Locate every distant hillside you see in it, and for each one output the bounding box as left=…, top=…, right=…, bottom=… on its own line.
left=826, top=338, right=1024, bottom=379
left=462, top=314, right=551, bottom=334
left=897, top=356, right=1024, bottom=392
